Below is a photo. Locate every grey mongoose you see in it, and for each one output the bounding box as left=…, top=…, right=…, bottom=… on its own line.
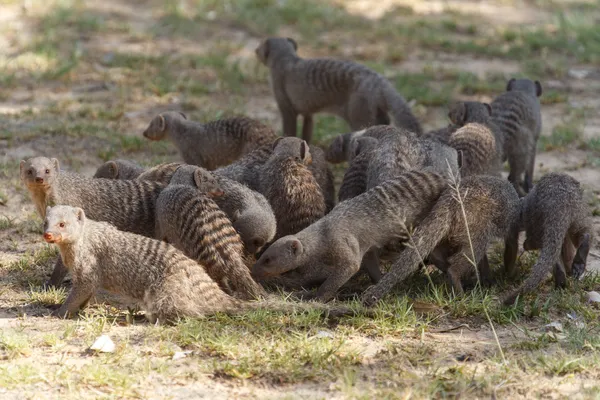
left=93, top=159, right=145, bottom=180
left=338, top=136, right=379, bottom=202
left=255, top=37, right=422, bottom=144
left=449, top=123, right=500, bottom=178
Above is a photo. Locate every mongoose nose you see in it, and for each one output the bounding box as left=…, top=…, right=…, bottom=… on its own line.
left=43, top=232, right=54, bottom=242
left=35, top=177, right=44, bottom=184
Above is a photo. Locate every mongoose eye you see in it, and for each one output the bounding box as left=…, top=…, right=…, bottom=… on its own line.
left=45, top=169, right=50, bottom=174
left=59, top=222, right=65, bottom=228
left=28, top=170, right=32, bottom=175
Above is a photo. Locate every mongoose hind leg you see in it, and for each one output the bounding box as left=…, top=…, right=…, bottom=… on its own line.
left=503, top=227, right=520, bottom=279
left=552, top=261, right=568, bottom=289
left=507, top=152, right=528, bottom=197
left=301, top=114, right=313, bottom=143
left=281, top=107, right=298, bottom=137
left=45, top=257, right=69, bottom=288
left=361, top=250, right=382, bottom=283
left=477, top=255, right=495, bottom=288
left=560, top=236, right=577, bottom=278
left=572, top=232, right=591, bottom=279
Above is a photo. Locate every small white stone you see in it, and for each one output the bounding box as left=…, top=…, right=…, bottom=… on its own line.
left=90, top=335, right=115, bottom=353
left=172, top=351, right=193, bottom=360
left=544, top=321, right=563, bottom=333
left=586, top=291, right=600, bottom=304
left=314, top=330, right=334, bottom=339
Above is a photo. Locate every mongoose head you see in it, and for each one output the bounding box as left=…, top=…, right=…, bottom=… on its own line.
left=255, top=37, right=298, bottom=66
left=271, top=137, right=312, bottom=165
left=506, top=78, right=542, bottom=97
left=43, top=205, right=85, bottom=245
left=169, top=165, right=200, bottom=186
left=93, top=160, right=122, bottom=179
left=448, top=102, right=492, bottom=126
left=20, top=157, right=60, bottom=188
left=231, top=209, right=276, bottom=255
left=325, top=130, right=367, bottom=163
left=142, top=111, right=187, bottom=141
left=251, top=235, right=303, bottom=279
left=192, top=168, right=224, bottom=198
left=348, top=136, right=378, bottom=162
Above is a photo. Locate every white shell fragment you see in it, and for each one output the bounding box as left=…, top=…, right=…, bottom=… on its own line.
left=172, top=351, right=193, bottom=361
left=586, top=291, right=600, bottom=304
left=544, top=321, right=563, bottom=333
left=90, top=335, right=115, bottom=353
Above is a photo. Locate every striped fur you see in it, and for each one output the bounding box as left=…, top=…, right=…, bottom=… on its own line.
left=136, top=162, right=183, bottom=184
left=338, top=136, right=378, bottom=202
left=93, top=159, right=145, bottom=180
left=155, top=185, right=265, bottom=300
left=449, top=123, right=500, bottom=177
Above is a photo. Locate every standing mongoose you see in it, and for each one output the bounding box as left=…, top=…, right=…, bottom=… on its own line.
left=142, top=112, right=278, bottom=170
left=256, top=37, right=422, bottom=144
left=20, top=157, right=165, bottom=287
left=449, top=123, right=500, bottom=178
left=491, top=78, right=543, bottom=195
left=170, top=165, right=277, bottom=255
left=259, top=137, right=326, bottom=241
left=361, top=175, right=520, bottom=306
left=155, top=185, right=266, bottom=300
left=43, top=206, right=349, bottom=322
left=93, top=159, right=145, bottom=180
left=338, top=136, right=379, bottom=202
left=252, top=170, right=449, bottom=302
left=503, top=173, right=593, bottom=305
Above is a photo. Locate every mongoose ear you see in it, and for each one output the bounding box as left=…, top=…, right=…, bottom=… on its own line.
left=456, top=149, right=463, bottom=169
left=286, top=37, right=298, bottom=51
left=534, top=80, right=542, bottom=97
left=299, top=141, right=311, bottom=164
left=290, top=238, right=302, bottom=255
left=484, top=103, right=492, bottom=117
left=272, top=137, right=283, bottom=150
left=256, top=39, right=270, bottom=62
left=158, top=115, right=166, bottom=132
left=192, top=168, right=208, bottom=188
left=178, top=112, right=187, bottom=120
left=107, top=161, right=119, bottom=178
left=232, top=209, right=241, bottom=222
left=75, top=207, right=86, bottom=223
left=506, top=78, right=516, bottom=91
left=448, top=102, right=466, bottom=125
left=19, top=160, right=25, bottom=176
left=51, top=158, right=60, bottom=173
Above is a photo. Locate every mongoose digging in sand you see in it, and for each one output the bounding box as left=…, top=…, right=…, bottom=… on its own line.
left=361, top=175, right=521, bottom=306
left=503, top=173, right=593, bottom=305
left=43, top=206, right=351, bottom=322
left=252, top=170, right=449, bottom=302
left=256, top=37, right=422, bottom=143
left=21, top=157, right=165, bottom=287
left=142, top=112, right=278, bottom=170
left=155, top=185, right=266, bottom=300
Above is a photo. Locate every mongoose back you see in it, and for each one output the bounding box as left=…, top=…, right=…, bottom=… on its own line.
left=20, top=157, right=165, bottom=286
left=422, top=101, right=497, bottom=145
left=256, top=37, right=422, bottom=144
left=259, top=137, right=326, bottom=240
left=361, top=175, right=520, bottom=306
left=170, top=165, right=277, bottom=255
left=491, top=78, right=542, bottom=195
left=136, top=162, right=183, bottom=184
left=44, top=206, right=351, bottom=322
left=449, top=123, right=500, bottom=177
left=93, top=159, right=145, bottom=180
left=142, top=112, right=278, bottom=170
left=338, top=136, right=379, bottom=202
left=252, top=170, right=449, bottom=302
left=503, top=173, right=593, bottom=305
left=155, top=185, right=265, bottom=300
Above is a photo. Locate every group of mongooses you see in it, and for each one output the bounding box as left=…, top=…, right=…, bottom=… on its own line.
left=18, top=37, right=594, bottom=323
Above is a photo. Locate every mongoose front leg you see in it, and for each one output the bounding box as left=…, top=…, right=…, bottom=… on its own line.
left=281, top=107, right=298, bottom=137
left=524, top=151, right=536, bottom=193
left=301, top=114, right=314, bottom=144
left=52, top=285, right=94, bottom=318
left=571, top=232, right=591, bottom=279
left=361, top=250, right=382, bottom=283
left=560, top=236, right=577, bottom=277
left=503, top=227, right=520, bottom=279
left=45, top=257, right=69, bottom=288
left=552, top=261, right=568, bottom=289
left=314, top=262, right=361, bottom=302
left=507, top=153, right=527, bottom=197
left=477, top=255, right=495, bottom=288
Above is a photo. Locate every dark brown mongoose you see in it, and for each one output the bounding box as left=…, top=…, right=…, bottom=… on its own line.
left=142, top=112, right=278, bottom=170
left=136, top=162, right=183, bottom=184
left=170, top=165, right=276, bottom=255
left=256, top=37, right=422, bottom=144
left=259, top=137, right=326, bottom=240
left=338, top=136, right=379, bottom=202
left=155, top=185, right=266, bottom=300
left=93, top=159, right=145, bottom=180
left=43, top=206, right=351, bottom=322
left=252, top=170, right=449, bottom=302
left=20, top=157, right=165, bottom=287
left=503, top=173, right=593, bottom=305
left=449, top=123, right=500, bottom=178
left=491, top=78, right=542, bottom=195
left=361, top=175, right=520, bottom=306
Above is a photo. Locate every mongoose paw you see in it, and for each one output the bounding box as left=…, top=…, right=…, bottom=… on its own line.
left=572, top=263, right=586, bottom=280
left=360, top=288, right=381, bottom=308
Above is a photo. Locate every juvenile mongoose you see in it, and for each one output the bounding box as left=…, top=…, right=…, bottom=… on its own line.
left=136, top=162, right=183, bottom=184
left=256, top=37, right=422, bottom=144
left=361, top=175, right=520, bottom=306
left=170, top=165, right=277, bottom=255
left=449, top=123, right=500, bottom=178
left=93, top=159, right=145, bottom=180
left=155, top=185, right=266, bottom=300
left=491, top=78, right=543, bottom=195
left=252, top=170, right=449, bottom=302
left=21, top=157, right=165, bottom=287
left=338, top=136, right=379, bottom=202
left=142, top=112, right=278, bottom=170
left=43, top=206, right=348, bottom=322
left=503, top=173, right=593, bottom=305
left=259, top=137, right=326, bottom=240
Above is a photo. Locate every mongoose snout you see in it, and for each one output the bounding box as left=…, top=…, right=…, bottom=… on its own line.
left=43, top=232, right=59, bottom=243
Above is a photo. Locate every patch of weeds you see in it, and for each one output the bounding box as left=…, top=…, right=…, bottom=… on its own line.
left=7, top=245, right=58, bottom=286
left=582, top=138, right=600, bottom=152
left=118, top=135, right=145, bottom=153
left=194, top=52, right=247, bottom=93
left=540, top=90, right=568, bottom=105
left=311, top=115, right=350, bottom=145
left=28, top=285, right=67, bottom=307
left=0, top=332, right=32, bottom=359
left=533, top=352, right=588, bottom=375
left=0, top=215, right=15, bottom=230
left=395, top=72, right=453, bottom=106
left=538, top=108, right=585, bottom=151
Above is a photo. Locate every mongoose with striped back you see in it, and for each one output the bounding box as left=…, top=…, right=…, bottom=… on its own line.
left=155, top=184, right=266, bottom=300
left=490, top=78, right=542, bottom=195
left=361, top=175, right=521, bottom=306
left=421, top=101, right=496, bottom=145
left=170, top=165, right=276, bottom=255
left=20, top=157, right=165, bottom=287
left=252, top=170, right=449, bottom=302
left=255, top=37, right=422, bottom=144
left=338, top=136, right=379, bottom=202
left=503, top=173, right=593, bottom=305
left=449, top=123, right=500, bottom=178
left=258, top=137, right=326, bottom=241
left=142, top=112, right=278, bottom=170
left=136, top=162, right=183, bottom=184
left=43, top=206, right=351, bottom=322
left=93, top=159, right=145, bottom=180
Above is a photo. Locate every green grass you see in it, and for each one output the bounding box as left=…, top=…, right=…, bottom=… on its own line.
left=539, top=109, right=586, bottom=151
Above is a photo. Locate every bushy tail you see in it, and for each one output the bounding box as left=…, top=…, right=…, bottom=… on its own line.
left=381, top=83, right=423, bottom=135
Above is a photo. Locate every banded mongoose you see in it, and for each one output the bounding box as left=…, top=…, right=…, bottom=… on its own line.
left=255, top=37, right=422, bottom=144
left=491, top=78, right=543, bottom=195
left=325, top=126, right=390, bottom=164
left=361, top=175, right=520, bottom=306
left=421, top=101, right=496, bottom=145
left=252, top=170, right=449, bottom=302
left=20, top=157, right=165, bottom=287
left=93, top=159, right=145, bottom=180
left=142, top=112, right=278, bottom=170
left=449, top=123, right=499, bottom=178
left=43, top=206, right=349, bottom=322
left=170, top=165, right=276, bottom=255
left=136, top=162, right=183, bottom=184
left=503, top=173, right=593, bottom=305
left=338, top=136, right=379, bottom=202
left=259, top=137, right=326, bottom=240
left=155, top=185, right=266, bottom=300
